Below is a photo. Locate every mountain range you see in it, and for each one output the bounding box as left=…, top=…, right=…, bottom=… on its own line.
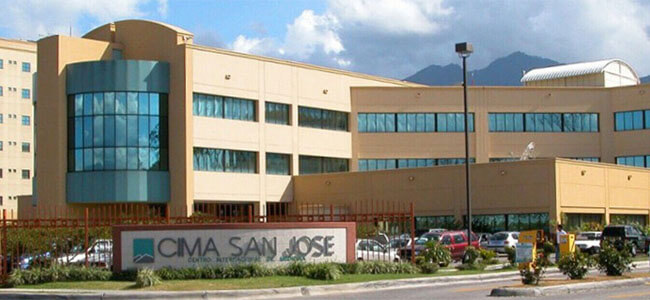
left=405, top=52, right=650, bottom=86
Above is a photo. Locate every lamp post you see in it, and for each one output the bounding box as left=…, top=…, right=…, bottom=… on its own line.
left=455, top=42, right=473, bottom=246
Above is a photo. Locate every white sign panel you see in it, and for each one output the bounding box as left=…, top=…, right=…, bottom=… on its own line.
left=116, top=225, right=352, bottom=271
left=515, top=243, right=534, bottom=263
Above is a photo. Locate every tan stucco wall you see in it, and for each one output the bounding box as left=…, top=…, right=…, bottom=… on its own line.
left=294, top=159, right=650, bottom=225
left=0, top=39, right=36, bottom=217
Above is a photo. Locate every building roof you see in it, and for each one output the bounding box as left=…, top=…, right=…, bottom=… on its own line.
left=520, top=59, right=639, bottom=83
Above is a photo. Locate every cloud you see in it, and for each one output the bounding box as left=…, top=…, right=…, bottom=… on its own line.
left=230, top=35, right=275, bottom=55
left=157, top=0, right=168, bottom=18
left=0, top=0, right=166, bottom=39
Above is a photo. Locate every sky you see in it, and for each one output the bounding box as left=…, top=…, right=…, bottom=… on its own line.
left=0, top=0, right=649, bottom=80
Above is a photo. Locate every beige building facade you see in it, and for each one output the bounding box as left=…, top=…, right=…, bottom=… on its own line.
left=0, top=38, right=35, bottom=216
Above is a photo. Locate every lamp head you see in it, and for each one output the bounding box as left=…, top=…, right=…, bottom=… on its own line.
left=455, top=42, right=473, bottom=57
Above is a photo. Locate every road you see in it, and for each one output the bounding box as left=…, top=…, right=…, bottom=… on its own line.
left=275, top=265, right=650, bottom=300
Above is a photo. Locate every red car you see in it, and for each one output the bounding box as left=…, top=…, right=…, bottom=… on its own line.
left=401, top=230, right=480, bottom=262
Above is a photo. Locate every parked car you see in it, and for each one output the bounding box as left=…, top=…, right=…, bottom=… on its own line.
left=388, top=237, right=409, bottom=249
left=356, top=239, right=400, bottom=262
left=575, top=231, right=602, bottom=254
left=601, top=225, right=649, bottom=256
left=400, top=230, right=479, bottom=262
left=58, top=239, right=113, bottom=268
left=486, top=231, right=519, bottom=253
left=477, top=233, right=492, bottom=248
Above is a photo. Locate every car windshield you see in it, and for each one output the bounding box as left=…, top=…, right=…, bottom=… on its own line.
left=491, top=233, right=508, bottom=241
left=415, top=234, right=440, bottom=245
left=602, top=227, right=625, bottom=236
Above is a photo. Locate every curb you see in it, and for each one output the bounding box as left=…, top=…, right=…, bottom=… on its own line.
left=490, top=277, right=650, bottom=297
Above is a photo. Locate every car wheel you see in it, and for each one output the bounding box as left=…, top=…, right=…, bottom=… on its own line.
left=462, top=253, right=470, bottom=264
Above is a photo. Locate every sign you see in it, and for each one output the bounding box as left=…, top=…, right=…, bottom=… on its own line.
left=559, top=233, right=575, bottom=255
left=515, top=243, right=534, bottom=263
left=113, top=223, right=356, bottom=271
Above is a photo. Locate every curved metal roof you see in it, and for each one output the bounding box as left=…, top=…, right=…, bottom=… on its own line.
left=520, top=59, right=639, bottom=83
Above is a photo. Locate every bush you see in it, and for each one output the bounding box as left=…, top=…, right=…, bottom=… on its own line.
left=520, top=263, right=545, bottom=285
left=462, top=246, right=480, bottom=264
left=597, top=242, right=633, bottom=276
left=135, top=268, right=161, bottom=288
left=504, top=246, right=516, bottom=265
left=417, top=262, right=439, bottom=274
left=419, top=241, right=452, bottom=267
left=479, top=248, right=497, bottom=262
left=558, top=252, right=592, bottom=280
left=277, top=261, right=308, bottom=276
left=304, top=263, right=342, bottom=280
left=7, top=265, right=111, bottom=287
left=456, top=262, right=486, bottom=271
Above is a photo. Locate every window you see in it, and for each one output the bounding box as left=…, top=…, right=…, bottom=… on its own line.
left=0, top=59, right=3, bottom=69
left=0, top=114, right=3, bottom=123
left=22, top=62, right=30, bottom=72
left=0, top=86, right=3, bottom=96
left=0, top=169, right=2, bottom=178
left=415, top=216, right=457, bottom=230
left=265, top=102, right=290, bottom=125
left=21, top=170, right=30, bottom=179
left=489, top=157, right=519, bottom=162
left=266, top=153, right=291, bottom=175
left=0, top=141, right=2, bottom=151
left=67, top=92, right=169, bottom=172
left=192, top=93, right=256, bottom=121
left=453, top=234, right=466, bottom=244
left=489, top=113, right=598, bottom=132
left=299, top=106, right=348, bottom=131
left=21, top=115, right=30, bottom=126
left=193, top=147, right=257, bottom=173
left=21, top=89, right=30, bottom=99
left=21, top=142, right=29, bottom=153
left=614, top=110, right=650, bottom=131
left=359, top=112, right=473, bottom=133
left=359, top=158, right=474, bottom=171
left=568, top=157, right=599, bottom=162
left=616, top=155, right=650, bottom=168
left=299, top=155, right=348, bottom=174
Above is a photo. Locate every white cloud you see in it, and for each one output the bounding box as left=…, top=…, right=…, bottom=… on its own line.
left=157, top=0, right=168, bottom=18
left=282, top=10, right=344, bottom=59
left=230, top=35, right=275, bottom=55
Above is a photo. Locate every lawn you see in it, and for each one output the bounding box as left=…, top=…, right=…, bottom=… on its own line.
left=16, top=269, right=511, bottom=291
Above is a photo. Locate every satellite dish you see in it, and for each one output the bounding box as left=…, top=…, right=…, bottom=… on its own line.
left=520, top=142, right=536, bottom=160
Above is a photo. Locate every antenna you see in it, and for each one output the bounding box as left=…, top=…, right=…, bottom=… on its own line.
left=520, top=142, right=536, bottom=160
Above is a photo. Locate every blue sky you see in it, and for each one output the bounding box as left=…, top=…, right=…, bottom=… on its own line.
left=1, top=0, right=649, bottom=79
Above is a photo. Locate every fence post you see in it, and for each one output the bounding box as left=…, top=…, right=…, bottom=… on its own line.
left=329, top=204, right=334, bottom=222
left=248, top=205, right=253, bottom=223
left=2, top=210, right=6, bottom=282
left=84, top=208, right=89, bottom=268
left=166, top=205, right=171, bottom=224
left=409, top=202, right=415, bottom=264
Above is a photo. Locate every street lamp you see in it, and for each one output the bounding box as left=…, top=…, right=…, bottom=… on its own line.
left=455, top=42, right=473, bottom=246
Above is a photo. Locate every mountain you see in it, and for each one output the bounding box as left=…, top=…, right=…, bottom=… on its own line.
left=642, top=75, right=650, bottom=84
left=405, top=51, right=558, bottom=86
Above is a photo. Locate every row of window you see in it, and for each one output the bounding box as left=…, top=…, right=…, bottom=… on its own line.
left=0, top=60, right=30, bottom=72
left=358, top=113, right=475, bottom=133
left=488, top=113, right=599, bottom=132
left=614, top=110, right=650, bottom=131
left=358, top=158, right=475, bottom=171
left=616, top=155, right=650, bottom=168
left=0, top=141, right=30, bottom=152
left=0, top=114, right=30, bottom=125
left=0, top=86, right=30, bottom=98
left=298, top=107, right=349, bottom=132
left=67, top=92, right=169, bottom=172
left=192, top=93, right=256, bottom=121
left=0, top=168, right=30, bottom=180
left=467, top=213, right=550, bottom=233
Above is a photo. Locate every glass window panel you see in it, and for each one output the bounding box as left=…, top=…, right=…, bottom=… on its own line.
left=74, top=117, right=83, bottom=148
left=416, top=114, right=425, bottom=132
left=489, top=114, right=496, bottom=131
left=376, top=114, right=386, bottom=132
left=398, top=159, right=407, bottom=168
left=615, top=112, right=624, bottom=131
left=138, top=117, right=149, bottom=146
left=83, top=149, right=93, bottom=170
left=514, top=114, right=524, bottom=131
left=376, top=159, right=387, bottom=170
left=456, top=113, right=464, bottom=132
left=149, top=148, right=160, bottom=170
left=386, top=159, right=397, bottom=169
left=634, top=156, right=644, bottom=167
left=446, top=114, right=456, bottom=131
left=623, top=112, right=633, bottom=130
left=104, top=148, right=115, bottom=170
left=93, top=93, right=104, bottom=114
left=425, top=114, right=435, bottom=132
left=104, top=116, right=115, bottom=147
left=103, top=92, right=115, bottom=115
left=149, top=117, right=159, bottom=148
left=386, top=114, right=396, bottom=132
left=149, top=93, right=159, bottom=116
left=115, top=115, right=126, bottom=147
left=75, top=94, right=83, bottom=116
left=408, top=159, right=417, bottom=168
left=83, top=93, right=93, bottom=116
left=93, top=148, right=104, bottom=170
left=138, top=93, right=149, bottom=115
left=358, top=160, right=368, bottom=171
left=551, top=114, right=561, bottom=132
left=573, top=114, right=582, bottom=132
left=83, top=116, right=93, bottom=147
left=496, top=114, right=505, bottom=131
left=590, top=114, right=598, bottom=132
left=563, top=113, right=572, bottom=132
left=192, top=94, right=199, bottom=116
left=632, top=111, right=643, bottom=130
left=116, top=148, right=127, bottom=170
left=358, top=114, right=367, bottom=132
left=115, top=92, right=127, bottom=114
left=645, top=111, right=650, bottom=129
left=367, top=113, right=376, bottom=132
left=407, top=114, right=416, bottom=132
left=138, top=148, right=149, bottom=170
left=368, top=159, right=377, bottom=170
left=93, top=116, right=103, bottom=146
left=504, top=114, right=513, bottom=131
left=397, top=114, right=407, bottom=132
left=535, top=114, right=544, bottom=132
left=127, top=92, right=138, bottom=114
left=525, top=114, right=535, bottom=132
left=436, top=114, right=446, bottom=132
left=198, top=94, right=207, bottom=116
left=127, top=147, right=138, bottom=170
left=205, top=95, right=215, bottom=117
left=127, top=116, right=138, bottom=146
left=75, top=149, right=83, bottom=172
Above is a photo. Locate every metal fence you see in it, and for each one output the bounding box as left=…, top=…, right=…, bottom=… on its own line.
left=0, top=200, right=415, bottom=283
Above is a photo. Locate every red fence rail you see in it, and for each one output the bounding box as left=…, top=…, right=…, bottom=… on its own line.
left=0, top=200, right=415, bottom=284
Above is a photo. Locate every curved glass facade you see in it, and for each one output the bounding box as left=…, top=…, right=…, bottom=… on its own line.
left=67, top=92, right=168, bottom=172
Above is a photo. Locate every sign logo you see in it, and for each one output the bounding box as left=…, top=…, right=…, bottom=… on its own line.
left=133, top=238, right=155, bottom=263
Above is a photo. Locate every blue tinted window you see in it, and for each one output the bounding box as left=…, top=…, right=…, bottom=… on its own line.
left=21, top=115, right=30, bottom=125
left=633, top=111, right=643, bottom=130
left=22, top=62, right=30, bottom=72
left=367, top=113, right=376, bottom=132
left=267, top=153, right=290, bottom=175
left=358, top=113, right=367, bottom=132
left=397, top=114, right=407, bottom=132
left=386, top=114, right=396, bottom=132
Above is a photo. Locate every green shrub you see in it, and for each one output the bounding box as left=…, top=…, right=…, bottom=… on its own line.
left=520, top=263, right=545, bottom=285
left=558, top=252, right=592, bottom=280
left=417, top=262, right=439, bottom=274
left=504, top=247, right=516, bottom=265
left=305, top=263, right=342, bottom=280
left=419, top=241, right=452, bottom=267
left=7, top=265, right=111, bottom=287
left=597, top=242, right=633, bottom=276
left=135, top=268, right=161, bottom=288
left=278, top=261, right=308, bottom=276
left=479, top=248, right=496, bottom=262
left=462, top=246, right=480, bottom=264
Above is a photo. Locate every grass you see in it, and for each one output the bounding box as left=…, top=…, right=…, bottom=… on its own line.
left=16, top=269, right=516, bottom=291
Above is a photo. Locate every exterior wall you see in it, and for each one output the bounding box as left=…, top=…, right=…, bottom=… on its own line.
left=0, top=39, right=36, bottom=217
left=609, top=84, right=650, bottom=158
left=189, top=46, right=413, bottom=213
left=351, top=86, right=616, bottom=168
left=293, top=159, right=650, bottom=226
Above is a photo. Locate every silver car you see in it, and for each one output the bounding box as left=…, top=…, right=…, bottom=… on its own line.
left=487, top=231, right=519, bottom=253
